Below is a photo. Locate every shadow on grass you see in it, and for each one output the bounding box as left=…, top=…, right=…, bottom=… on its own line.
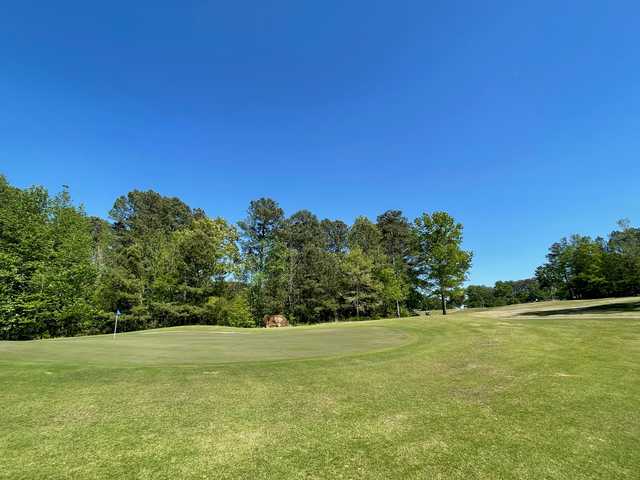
left=520, top=301, right=640, bottom=317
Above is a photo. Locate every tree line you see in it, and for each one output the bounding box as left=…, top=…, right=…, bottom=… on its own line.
left=465, top=220, right=640, bottom=308
left=0, top=175, right=472, bottom=339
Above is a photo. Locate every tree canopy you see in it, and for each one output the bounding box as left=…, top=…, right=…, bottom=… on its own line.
left=3, top=173, right=637, bottom=339
left=465, top=220, right=640, bottom=308
left=414, top=212, right=472, bottom=315
left=5, top=175, right=473, bottom=338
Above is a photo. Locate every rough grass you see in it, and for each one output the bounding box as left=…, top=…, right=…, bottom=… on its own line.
left=1, top=298, right=639, bottom=479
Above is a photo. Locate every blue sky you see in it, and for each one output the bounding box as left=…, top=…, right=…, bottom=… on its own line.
left=1, top=1, right=639, bottom=285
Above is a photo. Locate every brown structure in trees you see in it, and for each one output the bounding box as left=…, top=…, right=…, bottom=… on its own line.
left=263, top=314, right=289, bottom=328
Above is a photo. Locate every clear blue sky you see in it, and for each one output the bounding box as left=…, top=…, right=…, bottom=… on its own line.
left=1, top=1, right=639, bottom=285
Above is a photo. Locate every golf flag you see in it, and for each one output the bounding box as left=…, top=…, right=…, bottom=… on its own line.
left=113, top=309, right=121, bottom=339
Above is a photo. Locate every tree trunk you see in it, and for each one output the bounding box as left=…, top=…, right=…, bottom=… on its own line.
left=396, top=299, right=400, bottom=318
left=441, top=290, right=447, bottom=315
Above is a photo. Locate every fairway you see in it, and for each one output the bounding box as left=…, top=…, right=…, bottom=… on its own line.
left=2, top=298, right=640, bottom=479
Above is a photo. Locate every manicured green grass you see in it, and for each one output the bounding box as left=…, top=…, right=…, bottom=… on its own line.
left=0, top=325, right=410, bottom=366
left=2, top=298, right=639, bottom=479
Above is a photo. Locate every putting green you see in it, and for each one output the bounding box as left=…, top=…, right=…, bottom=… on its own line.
left=0, top=324, right=411, bottom=366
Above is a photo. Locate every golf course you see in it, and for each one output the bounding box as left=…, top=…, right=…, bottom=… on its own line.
left=4, top=3, right=640, bottom=477
left=2, top=297, right=639, bottom=479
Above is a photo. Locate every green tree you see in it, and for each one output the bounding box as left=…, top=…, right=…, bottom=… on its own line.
left=494, top=281, right=514, bottom=305
left=278, top=211, right=337, bottom=323
left=110, top=190, right=194, bottom=237
left=604, top=220, right=640, bottom=296
left=465, top=285, right=496, bottom=308
left=570, top=236, right=606, bottom=298
left=378, top=266, right=408, bottom=317
left=414, top=212, right=472, bottom=315
left=536, top=235, right=606, bottom=299
left=238, top=199, right=286, bottom=320
left=281, top=210, right=324, bottom=251
left=348, top=216, right=383, bottom=258
left=154, top=217, right=239, bottom=303
left=0, top=177, right=52, bottom=338
left=205, top=294, right=256, bottom=328
left=237, top=198, right=284, bottom=273
left=102, top=190, right=197, bottom=313
left=0, top=177, right=97, bottom=339
left=342, top=247, right=382, bottom=319
left=321, top=219, right=349, bottom=254
left=377, top=210, right=413, bottom=268
left=377, top=210, right=415, bottom=316
left=261, top=240, right=295, bottom=318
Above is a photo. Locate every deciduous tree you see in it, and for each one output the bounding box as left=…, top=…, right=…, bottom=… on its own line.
left=414, top=212, right=472, bottom=315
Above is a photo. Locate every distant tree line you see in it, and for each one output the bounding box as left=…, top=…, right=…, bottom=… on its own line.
left=465, top=220, right=640, bottom=308
left=0, top=175, right=472, bottom=339
left=535, top=221, right=640, bottom=299
left=465, top=278, right=549, bottom=308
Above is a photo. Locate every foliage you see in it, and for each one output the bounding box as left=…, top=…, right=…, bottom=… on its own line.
left=342, top=247, right=382, bottom=319
left=376, top=210, right=415, bottom=316
left=465, top=278, right=550, bottom=308
left=534, top=223, right=639, bottom=300
left=237, top=197, right=284, bottom=273
left=205, top=294, right=256, bottom=328
left=14, top=174, right=640, bottom=338
left=414, top=212, right=472, bottom=314
left=467, top=219, right=640, bottom=306
left=3, top=174, right=473, bottom=337
left=0, top=177, right=97, bottom=339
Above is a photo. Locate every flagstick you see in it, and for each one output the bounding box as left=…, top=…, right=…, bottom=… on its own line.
left=113, top=311, right=119, bottom=339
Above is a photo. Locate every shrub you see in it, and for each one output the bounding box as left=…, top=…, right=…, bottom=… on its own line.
left=205, top=295, right=256, bottom=328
